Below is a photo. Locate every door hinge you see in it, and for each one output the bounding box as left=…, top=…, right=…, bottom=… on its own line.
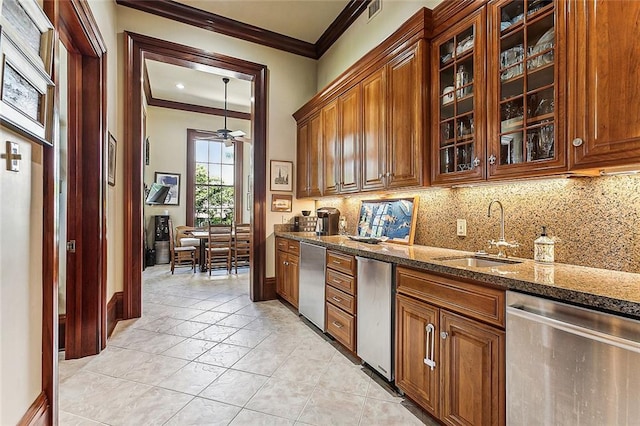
left=66, top=240, right=76, bottom=253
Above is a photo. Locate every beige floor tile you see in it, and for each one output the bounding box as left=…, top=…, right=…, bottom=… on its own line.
left=190, top=299, right=226, bottom=310
left=231, top=348, right=289, bottom=376
left=297, top=387, right=365, bottom=425
left=317, top=360, right=371, bottom=396
left=245, top=378, right=314, bottom=420
left=158, top=361, right=226, bottom=395
left=223, top=328, right=271, bottom=348
left=165, top=397, right=241, bottom=426
left=82, top=347, right=153, bottom=378
left=163, top=306, right=207, bottom=321
left=59, top=410, right=104, bottom=425
left=272, top=355, right=330, bottom=385
left=137, top=316, right=184, bottom=333
left=162, top=338, right=217, bottom=361
left=200, top=369, right=268, bottom=406
left=253, top=333, right=299, bottom=354
left=58, top=354, right=96, bottom=384
left=156, top=294, right=202, bottom=308
left=366, top=375, right=404, bottom=403
left=216, top=313, right=257, bottom=328
left=197, top=343, right=251, bottom=368
left=192, top=324, right=239, bottom=342
left=120, top=353, right=189, bottom=385
left=230, top=409, right=294, bottom=425
left=164, top=320, right=211, bottom=338
left=191, top=310, right=230, bottom=324
left=289, top=339, right=337, bottom=362
left=107, top=387, right=193, bottom=425
left=359, top=398, right=425, bottom=425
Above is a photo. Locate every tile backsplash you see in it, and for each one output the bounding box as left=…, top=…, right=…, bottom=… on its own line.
left=314, top=175, right=640, bottom=273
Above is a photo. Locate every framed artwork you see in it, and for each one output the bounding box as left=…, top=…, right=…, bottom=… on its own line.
left=154, top=172, right=180, bottom=205
left=0, top=30, right=55, bottom=146
left=107, top=133, right=117, bottom=186
left=271, top=194, right=292, bottom=212
left=357, top=196, right=419, bottom=245
left=270, top=160, right=293, bottom=192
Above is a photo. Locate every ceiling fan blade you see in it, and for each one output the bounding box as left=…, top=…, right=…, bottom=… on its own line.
left=229, top=130, right=246, bottom=137
left=233, top=136, right=252, bottom=144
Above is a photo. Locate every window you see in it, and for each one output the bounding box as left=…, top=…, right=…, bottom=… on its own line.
left=187, top=130, right=243, bottom=227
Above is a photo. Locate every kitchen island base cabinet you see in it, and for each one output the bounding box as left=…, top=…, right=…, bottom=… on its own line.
left=395, top=266, right=505, bottom=426
left=276, top=237, right=299, bottom=308
left=325, top=250, right=357, bottom=352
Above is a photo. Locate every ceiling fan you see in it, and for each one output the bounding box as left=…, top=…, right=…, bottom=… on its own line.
left=201, top=77, right=251, bottom=147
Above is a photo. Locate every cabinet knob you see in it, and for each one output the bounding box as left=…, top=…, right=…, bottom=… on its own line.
left=440, top=331, right=449, bottom=339
left=472, top=157, right=480, bottom=167
left=488, top=154, right=496, bottom=165
left=572, top=138, right=584, bottom=147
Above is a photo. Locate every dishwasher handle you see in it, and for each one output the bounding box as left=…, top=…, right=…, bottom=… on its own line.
left=507, top=305, right=640, bottom=354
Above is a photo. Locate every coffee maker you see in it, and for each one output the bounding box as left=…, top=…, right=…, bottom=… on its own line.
left=316, top=207, right=340, bottom=236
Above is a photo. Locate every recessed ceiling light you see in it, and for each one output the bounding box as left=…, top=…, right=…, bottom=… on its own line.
left=176, top=83, right=185, bottom=89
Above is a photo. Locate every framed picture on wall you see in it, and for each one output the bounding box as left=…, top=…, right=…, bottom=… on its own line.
left=271, top=194, right=292, bottom=212
left=108, top=133, right=116, bottom=186
left=270, top=160, right=293, bottom=192
left=154, top=172, right=180, bottom=205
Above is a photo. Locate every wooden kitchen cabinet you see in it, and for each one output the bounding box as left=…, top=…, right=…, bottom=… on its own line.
left=322, top=100, right=339, bottom=195
left=361, top=66, right=387, bottom=191
left=325, top=250, right=357, bottom=352
left=431, top=8, right=486, bottom=185
left=396, top=266, right=505, bottom=426
left=568, top=0, right=640, bottom=171
left=275, top=237, right=299, bottom=308
left=486, top=0, right=567, bottom=179
left=296, top=113, right=322, bottom=199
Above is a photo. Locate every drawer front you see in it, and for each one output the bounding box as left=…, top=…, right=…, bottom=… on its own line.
left=326, top=303, right=355, bottom=351
left=327, top=250, right=356, bottom=275
left=396, top=266, right=505, bottom=328
left=326, top=268, right=356, bottom=295
left=326, top=285, right=356, bottom=315
left=286, top=239, right=300, bottom=256
left=276, top=237, right=288, bottom=252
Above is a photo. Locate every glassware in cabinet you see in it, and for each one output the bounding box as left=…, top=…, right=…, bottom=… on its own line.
left=432, top=9, right=486, bottom=184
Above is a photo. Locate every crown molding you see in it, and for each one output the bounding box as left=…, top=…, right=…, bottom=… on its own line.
left=116, top=0, right=370, bottom=60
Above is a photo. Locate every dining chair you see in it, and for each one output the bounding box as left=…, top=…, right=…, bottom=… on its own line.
left=205, top=224, right=233, bottom=275
left=169, top=219, right=196, bottom=274
left=176, top=225, right=201, bottom=263
left=231, top=223, right=251, bottom=273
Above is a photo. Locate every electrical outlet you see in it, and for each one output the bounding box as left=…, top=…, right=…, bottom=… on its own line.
left=282, top=215, right=291, bottom=224
left=456, top=219, right=467, bottom=237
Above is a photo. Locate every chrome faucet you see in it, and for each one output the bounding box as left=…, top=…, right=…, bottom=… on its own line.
left=487, top=200, right=519, bottom=257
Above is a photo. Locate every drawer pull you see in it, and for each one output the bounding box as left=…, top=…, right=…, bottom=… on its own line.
left=289, top=245, right=296, bottom=250
left=332, top=296, right=343, bottom=303
left=331, top=321, right=343, bottom=329
left=332, top=260, right=342, bottom=265
left=332, top=278, right=342, bottom=284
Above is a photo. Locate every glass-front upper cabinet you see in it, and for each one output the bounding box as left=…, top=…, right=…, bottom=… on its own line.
left=432, top=8, right=486, bottom=185
left=487, top=0, right=567, bottom=179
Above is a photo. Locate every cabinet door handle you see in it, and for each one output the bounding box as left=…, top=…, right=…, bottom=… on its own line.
left=472, top=157, right=480, bottom=167
left=488, top=154, right=496, bottom=165
left=332, top=296, right=342, bottom=303
left=283, top=261, right=289, bottom=266
left=331, top=321, right=343, bottom=329
left=424, top=323, right=436, bottom=370
left=572, top=138, right=584, bottom=147
left=440, top=331, right=449, bottom=339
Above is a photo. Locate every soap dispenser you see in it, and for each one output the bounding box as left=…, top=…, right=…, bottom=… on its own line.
left=534, top=226, right=554, bottom=263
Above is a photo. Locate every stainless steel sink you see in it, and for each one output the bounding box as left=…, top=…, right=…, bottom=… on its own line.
left=435, top=255, right=523, bottom=268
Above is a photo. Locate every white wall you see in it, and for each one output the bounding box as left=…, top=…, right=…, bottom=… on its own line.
left=0, top=130, right=43, bottom=425
left=317, top=0, right=443, bottom=90
left=117, top=7, right=318, bottom=277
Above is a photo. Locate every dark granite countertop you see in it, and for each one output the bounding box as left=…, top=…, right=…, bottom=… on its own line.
left=275, top=231, right=640, bottom=319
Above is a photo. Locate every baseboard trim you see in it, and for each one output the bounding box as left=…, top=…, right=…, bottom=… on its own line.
left=58, top=314, right=66, bottom=351
left=264, top=277, right=277, bottom=300
left=107, top=291, right=124, bottom=338
left=18, top=391, right=49, bottom=426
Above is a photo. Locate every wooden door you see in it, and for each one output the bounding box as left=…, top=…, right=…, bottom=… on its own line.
left=361, top=66, right=387, bottom=191
left=568, top=0, right=640, bottom=170
left=440, top=310, right=504, bottom=426
left=296, top=121, right=309, bottom=198
left=396, top=294, right=440, bottom=417
left=487, top=0, right=567, bottom=179
left=339, top=85, right=360, bottom=193
left=387, top=40, right=425, bottom=189
left=288, top=253, right=299, bottom=308
left=307, top=113, right=323, bottom=197
left=276, top=249, right=287, bottom=300
left=322, top=100, right=339, bottom=195
left=431, top=8, right=486, bottom=185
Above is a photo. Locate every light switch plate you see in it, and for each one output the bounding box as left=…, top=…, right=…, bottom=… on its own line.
left=456, top=219, right=467, bottom=237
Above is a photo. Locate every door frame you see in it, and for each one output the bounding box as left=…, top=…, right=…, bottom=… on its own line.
left=123, top=32, right=268, bottom=318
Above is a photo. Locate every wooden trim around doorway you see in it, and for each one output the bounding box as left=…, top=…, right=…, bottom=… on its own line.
left=17, top=391, right=49, bottom=426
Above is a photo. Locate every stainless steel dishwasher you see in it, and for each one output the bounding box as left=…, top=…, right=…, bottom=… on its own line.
left=357, top=256, right=393, bottom=381
left=298, top=243, right=326, bottom=331
left=507, top=291, right=640, bottom=425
